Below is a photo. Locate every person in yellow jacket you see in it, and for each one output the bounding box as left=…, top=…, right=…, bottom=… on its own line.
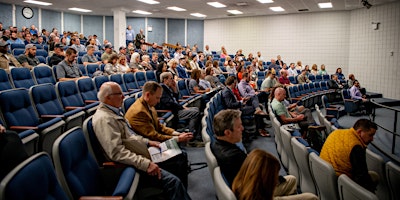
left=320, top=119, right=379, bottom=192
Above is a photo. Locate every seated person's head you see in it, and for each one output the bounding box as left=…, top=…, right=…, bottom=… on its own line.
left=213, top=109, right=243, bottom=143
left=353, top=119, right=377, bottom=145
left=232, top=149, right=280, bottom=200
left=142, top=81, right=162, bottom=107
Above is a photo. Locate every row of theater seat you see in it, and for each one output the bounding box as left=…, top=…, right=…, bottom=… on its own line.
left=202, top=86, right=400, bottom=200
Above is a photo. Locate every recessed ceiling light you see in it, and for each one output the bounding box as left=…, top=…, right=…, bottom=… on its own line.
left=167, top=6, right=186, bottom=12
left=318, top=2, right=333, bottom=8
left=137, top=0, right=160, bottom=4
left=207, top=2, right=226, bottom=8
left=191, top=13, right=207, bottom=18
left=23, top=0, right=52, bottom=6
left=269, top=6, right=285, bottom=12
left=132, top=10, right=152, bottom=15
left=227, top=10, right=243, bottom=14
left=68, top=7, right=92, bottom=13
left=257, top=0, right=274, bottom=3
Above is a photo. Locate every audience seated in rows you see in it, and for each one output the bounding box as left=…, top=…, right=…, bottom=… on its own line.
left=92, top=82, right=191, bottom=199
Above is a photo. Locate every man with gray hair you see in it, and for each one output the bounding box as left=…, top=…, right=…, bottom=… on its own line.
left=92, top=81, right=191, bottom=199
left=157, top=72, right=202, bottom=145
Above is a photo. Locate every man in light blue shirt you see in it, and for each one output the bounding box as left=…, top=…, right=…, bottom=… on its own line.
left=125, top=25, right=135, bottom=46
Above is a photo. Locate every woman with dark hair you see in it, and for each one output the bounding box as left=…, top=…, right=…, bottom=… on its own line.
left=156, top=61, right=167, bottom=83
left=336, top=67, right=345, bottom=81
left=188, top=69, right=210, bottom=94
left=104, top=54, right=121, bottom=75
left=232, top=149, right=318, bottom=200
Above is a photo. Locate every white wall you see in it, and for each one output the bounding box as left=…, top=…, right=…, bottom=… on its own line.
left=204, top=1, right=400, bottom=99
left=349, top=1, right=400, bottom=99
left=205, top=11, right=351, bottom=75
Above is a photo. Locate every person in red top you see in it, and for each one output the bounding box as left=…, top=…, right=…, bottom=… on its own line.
left=278, top=69, right=292, bottom=86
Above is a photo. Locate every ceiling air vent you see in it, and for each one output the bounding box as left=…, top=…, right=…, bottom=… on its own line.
left=298, top=9, right=309, bottom=12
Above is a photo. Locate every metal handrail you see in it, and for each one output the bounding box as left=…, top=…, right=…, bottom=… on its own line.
left=370, top=99, right=400, bottom=164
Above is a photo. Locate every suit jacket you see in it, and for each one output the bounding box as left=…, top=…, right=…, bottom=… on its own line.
left=92, top=103, right=151, bottom=172
left=328, top=79, right=340, bottom=89
left=125, top=97, right=176, bottom=142
left=157, top=84, right=183, bottom=114
left=222, top=87, right=255, bottom=116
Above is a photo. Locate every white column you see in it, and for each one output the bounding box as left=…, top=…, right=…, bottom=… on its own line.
left=144, top=17, right=148, bottom=42
left=112, top=7, right=128, bottom=48
left=61, top=12, right=64, bottom=32
left=165, top=18, right=168, bottom=43
left=102, top=16, right=105, bottom=42
left=184, top=19, right=187, bottom=46
left=38, top=8, right=42, bottom=31
left=80, top=15, right=83, bottom=34
left=12, top=4, right=16, bottom=26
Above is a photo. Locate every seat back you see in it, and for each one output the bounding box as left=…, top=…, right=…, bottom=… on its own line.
left=291, top=137, right=317, bottom=194
left=178, top=79, right=190, bottom=96
left=36, top=56, right=46, bottom=64
left=386, top=161, right=400, bottom=200
left=213, top=167, right=237, bottom=200
left=29, top=83, right=65, bottom=115
left=35, top=49, right=48, bottom=57
left=323, top=74, right=330, bottom=81
left=10, top=67, right=36, bottom=89
left=316, top=75, right=323, bottom=82
left=93, top=75, right=109, bottom=91
left=32, top=65, right=56, bottom=84
left=280, top=127, right=298, bottom=179
left=52, top=127, right=103, bottom=199
left=123, top=73, right=139, bottom=90
left=86, top=64, right=100, bottom=78
left=56, top=80, right=85, bottom=108
left=110, top=74, right=128, bottom=92
left=0, top=68, right=13, bottom=90
left=309, top=152, right=339, bottom=200
left=122, top=96, right=136, bottom=114
left=337, top=174, right=378, bottom=200
left=134, top=71, right=146, bottom=88
left=145, top=70, right=157, bottom=82
left=309, top=74, right=316, bottom=82
left=0, top=152, right=68, bottom=200
left=82, top=116, right=107, bottom=165
left=10, top=43, right=25, bottom=50
left=365, top=149, right=391, bottom=200
left=0, top=88, right=40, bottom=127
left=76, top=77, right=98, bottom=102
left=205, top=142, right=218, bottom=182
left=78, top=64, right=87, bottom=76
left=12, top=48, right=25, bottom=56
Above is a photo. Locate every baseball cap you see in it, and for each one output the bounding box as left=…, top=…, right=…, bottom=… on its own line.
left=119, top=46, right=126, bottom=50
left=25, top=44, right=36, bottom=50
left=105, top=44, right=113, bottom=49
left=54, top=43, right=64, bottom=49
left=0, top=39, right=9, bottom=47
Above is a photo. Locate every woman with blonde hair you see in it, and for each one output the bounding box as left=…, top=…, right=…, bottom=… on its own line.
left=310, top=64, right=318, bottom=76
left=116, top=54, right=130, bottom=73
left=232, top=149, right=318, bottom=200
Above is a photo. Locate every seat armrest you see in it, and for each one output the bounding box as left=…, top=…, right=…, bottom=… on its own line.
left=41, top=114, right=65, bottom=118
left=10, top=126, right=39, bottom=130
left=344, top=99, right=357, bottom=103
left=85, top=100, right=99, bottom=104
left=65, top=106, right=85, bottom=111
left=326, top=107, right=338, bottom=111
left=80, top=196, right=123, bottom=200
left=325, top=115, right=335, bottom=120
left=182, top=96, right=192, bottom=99
left=103, top=162, right=127, bottom=168
left=156, top=110, right=172, bottom=113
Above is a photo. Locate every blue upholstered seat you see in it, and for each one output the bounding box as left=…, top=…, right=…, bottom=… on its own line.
left=0, top=88, right=65, bottom=153
left=52, top=127, right=140, bottom=199
left=30, top=83, right=85, bottom=131
left=0, top=68, right=13, bottom=91
left=32, top=65, right=56, bottom=84
left=10, top=67, right=36, bottom=89
left=0, top=152, right=69, bottom=200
